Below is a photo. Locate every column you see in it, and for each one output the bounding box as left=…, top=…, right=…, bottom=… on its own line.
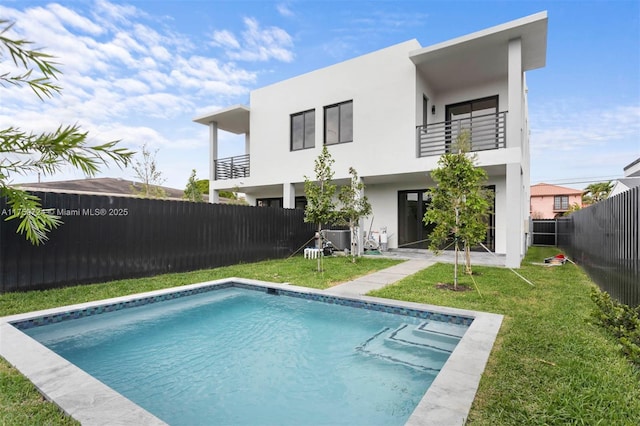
left=505, top=162, right=522, bottom=268
left=209, top=122, right=219, bottom=204
left=283, top=183, right=295, bottom=209
left=507, top=38, right=522, bottom=149
left=505, top=37, right=523, bottom=267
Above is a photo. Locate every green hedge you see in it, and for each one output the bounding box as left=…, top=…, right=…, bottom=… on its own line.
left=590, top=288, right=640, bottom=366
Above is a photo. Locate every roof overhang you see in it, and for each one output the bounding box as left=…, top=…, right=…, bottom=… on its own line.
left=410, top=11, right=548, bottom=93
left=193, top=105, right=250, bottom=134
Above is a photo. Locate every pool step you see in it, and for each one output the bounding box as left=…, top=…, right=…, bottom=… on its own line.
left=355, top=323, right=463, bottom=372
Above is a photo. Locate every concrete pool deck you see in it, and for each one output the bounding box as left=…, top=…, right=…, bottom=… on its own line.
left=0, top=258, right=503, bottom=426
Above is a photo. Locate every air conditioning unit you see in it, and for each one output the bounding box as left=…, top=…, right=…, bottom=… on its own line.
left=322, top=230, right=351, bottom=251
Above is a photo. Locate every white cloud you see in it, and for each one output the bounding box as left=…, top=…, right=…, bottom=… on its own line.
left=531, top=104, right=640, bottom=154
left=48, top=3, right=104, bottom=35
left=1, top=1, right=267, bottom=188
left=212, top=30, right=241, bottom=49
left=211, top=17, right=294, bottom=62
left=529, top=103, right=640, bottom=183
left=93, top=0, right=141, bottom=26
left=276, top=3, right=295, bottom=17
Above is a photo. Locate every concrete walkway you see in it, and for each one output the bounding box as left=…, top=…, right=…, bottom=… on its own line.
left=326, top=248, right=506, bottom=297
left=327, top=259, right=435, bottom=297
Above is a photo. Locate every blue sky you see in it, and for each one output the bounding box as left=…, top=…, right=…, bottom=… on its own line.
left=1, top=0, right=639, bottom=190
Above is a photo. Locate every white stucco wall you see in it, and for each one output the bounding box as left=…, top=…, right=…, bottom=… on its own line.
left=245, top=40, right=421, bottom=188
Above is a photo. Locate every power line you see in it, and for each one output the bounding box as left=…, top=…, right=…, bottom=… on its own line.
left=533, top=175, right=621, bottom=186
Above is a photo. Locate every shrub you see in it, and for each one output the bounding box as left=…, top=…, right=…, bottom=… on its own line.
left=590, top=288, right=640, bottom=366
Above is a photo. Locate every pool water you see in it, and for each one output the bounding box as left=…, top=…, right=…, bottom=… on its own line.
left=25, top=287, right=468, bottom=425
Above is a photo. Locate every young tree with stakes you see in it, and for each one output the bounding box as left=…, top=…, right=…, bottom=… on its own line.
left=304, top=146, right=338, bottom=272
left=423, top=131, right=493, bottom=288
left=0, top=20, right=133, bottom=244
left=337, top=167, right=371, bottom=262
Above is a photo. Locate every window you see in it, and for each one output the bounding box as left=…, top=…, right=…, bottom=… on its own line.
left=291, top=109, right=315, bottom=151
left=257, top=198, right=283, bottom=208
left=554, top=195, right=569, bottom=211
left=295, top=196, right=307, bottom=210
left=324, top=100, right=353, bottom=145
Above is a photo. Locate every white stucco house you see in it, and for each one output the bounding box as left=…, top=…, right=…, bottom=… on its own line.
left=194, top=12, right=548, bottom=268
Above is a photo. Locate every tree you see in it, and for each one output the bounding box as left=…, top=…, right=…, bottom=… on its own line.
left=304, top=146, right=338, bottom=271
left=337, top=167, right=371, bottom=262
left=183, top=169, right=203, bottom=202
left=0, top=20, right=133, bottom=244
left=563, top=202, right=581, bottom=216
left=196, top=179, right=209, bottom=195
left=583, top=181, right=612, bottom=205
left=195, top=179, right=244, bottom=203
left=131, top=142, right=166, bottom=198
left=423, top=131, right=493, bottom=287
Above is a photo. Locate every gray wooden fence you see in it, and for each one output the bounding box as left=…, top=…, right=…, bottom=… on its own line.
left=0, top=192, right=315, bottom=293
left=557, top=186, right=639, bottom=307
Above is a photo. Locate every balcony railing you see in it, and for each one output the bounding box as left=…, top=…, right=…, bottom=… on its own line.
left=417, top=111, right=507, bottom=158
left=215, top=154, right=250, bottom=180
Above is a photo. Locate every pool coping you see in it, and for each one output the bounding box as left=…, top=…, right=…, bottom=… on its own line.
left=0, top=278, right=503, bottom=426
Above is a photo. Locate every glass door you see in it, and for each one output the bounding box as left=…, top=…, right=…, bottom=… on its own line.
left=398, top=187, right=495, bottom=251
left=397, top=190, right=434, bottom=249
left=446, top=96, right=498, bottom=151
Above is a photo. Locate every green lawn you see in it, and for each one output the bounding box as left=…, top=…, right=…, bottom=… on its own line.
left=1, top=249, right=639, bottom=425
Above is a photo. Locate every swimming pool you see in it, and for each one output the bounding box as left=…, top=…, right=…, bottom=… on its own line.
left=0, top=278, right=503, bottom=425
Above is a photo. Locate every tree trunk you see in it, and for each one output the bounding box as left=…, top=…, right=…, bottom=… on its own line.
left=316, top=224, right=322, bottom=272
left=350, top=221, right=356, bottom=263
left=464, top=242, right=472, bottom=275
left=454, top=240, right=459, bottom=290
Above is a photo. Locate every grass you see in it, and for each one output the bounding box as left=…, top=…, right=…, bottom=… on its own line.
left=0, top=256, right=400, bottom=316
left=2, top=248, right=639, bottom=424
left=369, top=246, right=640, bottom=425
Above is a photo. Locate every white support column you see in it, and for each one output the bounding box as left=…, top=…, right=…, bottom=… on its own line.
left=507, top=38, right=522, bottom=149
left=504, top=37, right=524, bottom=267
left=209, top=122, right=219, bottom=204
left=505, top=162, right=522, bottom=268
left=283, top=183, right=295, bottom=209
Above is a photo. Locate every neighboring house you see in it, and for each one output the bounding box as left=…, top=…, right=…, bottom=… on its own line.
left=530, top=183, right=583, bottom=219
left=623, top=157, right=640, bottom=177
left=193, top=12, right=548, bottom=268
left=610, top=157, right=640, bottom=197
left=15, top=177, right=189, bottom=200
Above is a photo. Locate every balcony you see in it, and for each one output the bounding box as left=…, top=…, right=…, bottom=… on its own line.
left=417, top=111, right=507, bottom=158
left=215, top=154, right=250, bottom=180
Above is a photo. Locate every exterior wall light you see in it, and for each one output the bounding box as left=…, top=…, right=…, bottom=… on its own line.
left=431, top=105, right=436, bottom=115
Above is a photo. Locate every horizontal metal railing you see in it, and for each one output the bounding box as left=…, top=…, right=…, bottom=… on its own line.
left=417, top=111, right=507, bottom=157
left=215, top=154, right=250, bottom=180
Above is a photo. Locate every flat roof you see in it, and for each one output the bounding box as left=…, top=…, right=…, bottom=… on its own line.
left=410, top=11, right=548, bottom=92
left=193, top=104, right=250, bottom=134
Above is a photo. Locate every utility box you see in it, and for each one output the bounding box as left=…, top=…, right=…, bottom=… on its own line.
left=322, top=230, right=351, bottom=251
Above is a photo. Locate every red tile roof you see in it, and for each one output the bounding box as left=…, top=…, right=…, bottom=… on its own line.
left=530, top=183, right=584, bottom=196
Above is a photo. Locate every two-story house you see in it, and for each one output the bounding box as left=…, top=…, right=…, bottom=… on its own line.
left=194, top=12, right=548, bottom=268
left=530, top=183, right=584, bottom=219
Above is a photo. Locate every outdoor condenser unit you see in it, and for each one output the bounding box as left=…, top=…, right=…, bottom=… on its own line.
left=322, top=230, right=351, bottom=251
